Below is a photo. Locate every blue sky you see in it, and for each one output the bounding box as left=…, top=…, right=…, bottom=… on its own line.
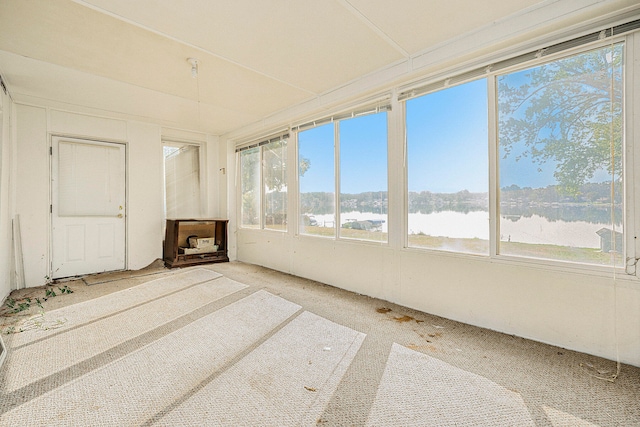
left=298, top=113, right=388, bottom=194
left=406, top=78, right=488, bottom=193
left=298, top=123, right=335, bottom=193
left=496, top=70, right=559, bottom=189
left=299, top=79, right=494, bottom=195
left=298, top=70, right=615, bottom=195
left=340, top=113, right=388, bottom=194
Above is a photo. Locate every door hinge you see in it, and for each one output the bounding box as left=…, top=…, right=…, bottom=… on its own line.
left=50, top=147, right=53, bottom=155
left=50, top=205, right=52, bottom=213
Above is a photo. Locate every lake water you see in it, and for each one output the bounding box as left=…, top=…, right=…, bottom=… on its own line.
left=409, top=211, right=489, bottom=240
left=500, top=214, right=617, bottom=248
left=310, top=210, right=618, bottom=249
left=312, top=212, right=389, bottom=233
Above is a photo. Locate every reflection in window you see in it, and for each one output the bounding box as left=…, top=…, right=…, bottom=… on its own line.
left=240, top=147, right=260, bottom=228
left=164, top=142, right=202, bottom=219
left=406, top=79, right=489, bottom=254
left=339, top=113, right=388, bottom=242
left=497, top=44, right=624, bottom=266
left=298, top=123, right=335, bottom=236
left=263, top=138, right=287, bottom=231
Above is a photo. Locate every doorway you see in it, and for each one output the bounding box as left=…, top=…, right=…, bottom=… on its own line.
left=51, top=136, right=126, bottom=279
left=163, top=141, right=203, bottom=219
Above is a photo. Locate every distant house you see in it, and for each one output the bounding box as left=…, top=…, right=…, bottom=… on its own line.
left=596, top=228, right=623, bottom=253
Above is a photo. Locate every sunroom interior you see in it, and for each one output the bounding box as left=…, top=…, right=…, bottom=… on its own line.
left=0, top=0, right=639, bottom=381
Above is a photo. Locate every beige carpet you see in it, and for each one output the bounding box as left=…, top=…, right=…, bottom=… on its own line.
left=4, top=275, right=244, bottom=393
left=9, top=268, right=222, bottom=348
left=157, top=311, right=365, bottom=426
left=1, top=262, right=639, bottom=426
left=366, top=343, right=535, bottom=426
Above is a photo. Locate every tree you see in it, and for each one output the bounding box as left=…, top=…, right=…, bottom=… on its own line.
left=498, top=44, right=623, bottom=196
left=240, top=147, right=260, bottom=225
left=240, top=139, right=310, bottom=225
left=261, top=139, right=310, bottom=190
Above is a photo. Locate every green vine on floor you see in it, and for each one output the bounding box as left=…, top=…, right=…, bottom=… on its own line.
left=5, top=285, right=73, bottom=314
left=2, top=285, right=73, bottom=334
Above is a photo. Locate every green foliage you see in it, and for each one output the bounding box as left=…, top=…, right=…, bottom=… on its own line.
left=263, top=139, right=287, bottom=192
left=240, top=147, right=261, bottom=226
left=498, top=44, right=623, bottom=196
left=240, top=138, right=309, bottom=226
left=3, top=285, right=73, bottom=315
left=299, top=157, right=311, bottom=177
left=300, top=191, right=336, bottom=215
left=5, top=297, right=33, bottom=314
left=408, top=190, right=486, bottom=215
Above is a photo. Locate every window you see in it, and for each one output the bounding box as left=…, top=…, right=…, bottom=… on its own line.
left=406, top=79, right=489, bottom=254
left=497, top=44, right=624, bottom=266
left=238, top=135, right=288, bottom=231
left=164, top=142, right=202, bottom=219
left=298, top=110, right=389, bottom=241
left=240, top=147, right=260, bottom=228
left=235, top=23, right=636, bottom=273
left=263, top=139, right=287, bottom=230
left=298, top=123, right=335, bottom=236
left=339, top=113, right=388, bottom=242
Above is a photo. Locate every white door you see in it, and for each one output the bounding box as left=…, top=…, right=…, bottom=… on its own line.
left=51, top=137, right=126, bottom=279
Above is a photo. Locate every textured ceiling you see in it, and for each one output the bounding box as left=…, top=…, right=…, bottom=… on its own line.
left=0, top=0, right=635, bottom=135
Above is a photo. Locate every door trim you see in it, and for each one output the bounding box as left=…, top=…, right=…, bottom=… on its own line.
left=49, top=134, right=128, bottom=279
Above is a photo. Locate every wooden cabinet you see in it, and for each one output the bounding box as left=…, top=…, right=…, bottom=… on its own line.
left=163, top=219, right=229, bottom=268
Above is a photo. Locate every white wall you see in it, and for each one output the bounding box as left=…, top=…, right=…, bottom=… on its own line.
left=12, top=105, right=219, bottom=287
left=14, top=104, right=48, bottom=287
left=127, top=121, right=164, bottom=270
left=225, top=138, right=236, bottom=261
left=0, top=89, right=13, bottom=301
left=206, top=134, right=222, bottom=219
left=236, top=227, right=640, bottom=367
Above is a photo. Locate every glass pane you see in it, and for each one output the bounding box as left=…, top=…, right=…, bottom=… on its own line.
left=406, top=79, right=489, bottom=254
left=497, top=44, right=623, bottom=266
left=298, top=123, right=335, bottom=236
left=164, top=144, right=201, bottom=219
left=240, top=147, right=260, bottom=228
left=59, top=141, right=124, bottom=217
left=339, top=113, right=388, bottom=242
left=263, top=138, right=287, bottom=231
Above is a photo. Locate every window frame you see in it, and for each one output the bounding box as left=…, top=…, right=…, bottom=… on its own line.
left=296, top=121, right=336, bottom=238
left=262, top=137, right=288, bottom=231
left=295, top=108, right=390, bottom=243
left=237, top=134, right=289, bottom=232
left=399, top=34, right=636, bottom=276
left=491, top=38, right=632, bottom=273
left=403, top=77, right=490, bottom=256
left=238, top=146, right=261, bottom=229
left=233, top=23, right=639, bottom=278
